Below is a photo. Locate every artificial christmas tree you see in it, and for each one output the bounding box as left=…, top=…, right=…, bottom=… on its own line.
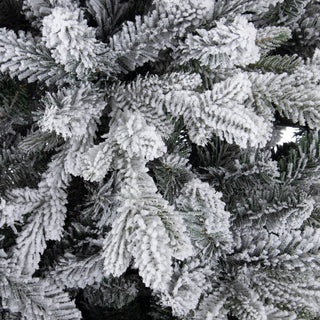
left=1, top=0, right=320, bottom=319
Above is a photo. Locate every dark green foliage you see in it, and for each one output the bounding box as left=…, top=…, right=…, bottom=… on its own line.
left=81, top=173, right=120, bottom=229
left=18, top=130, right=63, bottom=154
left=248, top=54, right=303, bottom=73
left=0, top=0, right=29, bottom=31
left=152, top=160, right=193, bottom=204
left=0, top=76, right=57, bottom=195
left=150, top=118, right=193, bottom=204
left=298, top=1, right=320, bottom=47
left=77, top=280, right=177, bottom=320
left=191, top=136, right=276, bottom=198
left=276, top=131, right=320, bottom=185
left=0, top=144, right=41, bottom=195
left=0, top=307, right=21, bottom=320
left=0, top=76, right=34, bottom=140
left=85, top=0, right=153, bottom=41
left=253, top=0, right=307, bottom=27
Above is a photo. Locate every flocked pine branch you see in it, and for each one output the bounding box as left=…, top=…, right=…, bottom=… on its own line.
left=41, top=2, right=117, bottom=78
left=173, top=15, right=261, bottom=70
left=108, top=0, right=215, bottom=72
left=0, top=28, right=68, bottom=85
left=52, top=252, right=104, bottom=289
left=255, top=25, right=292, bottom=55
left=0, top=250, right=81, bottom=320
left=103, top=162, right=193, bottom=291
left=249, top=49, right=320, bottom=130
left=0, top=82, right=107, bottom=276
left=176, top=178, right=233, bottom=260
left=3, top=153, right=69, bottom=276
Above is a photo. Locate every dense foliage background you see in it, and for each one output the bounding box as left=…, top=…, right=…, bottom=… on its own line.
left=1, top=0, right=320, bottom=319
